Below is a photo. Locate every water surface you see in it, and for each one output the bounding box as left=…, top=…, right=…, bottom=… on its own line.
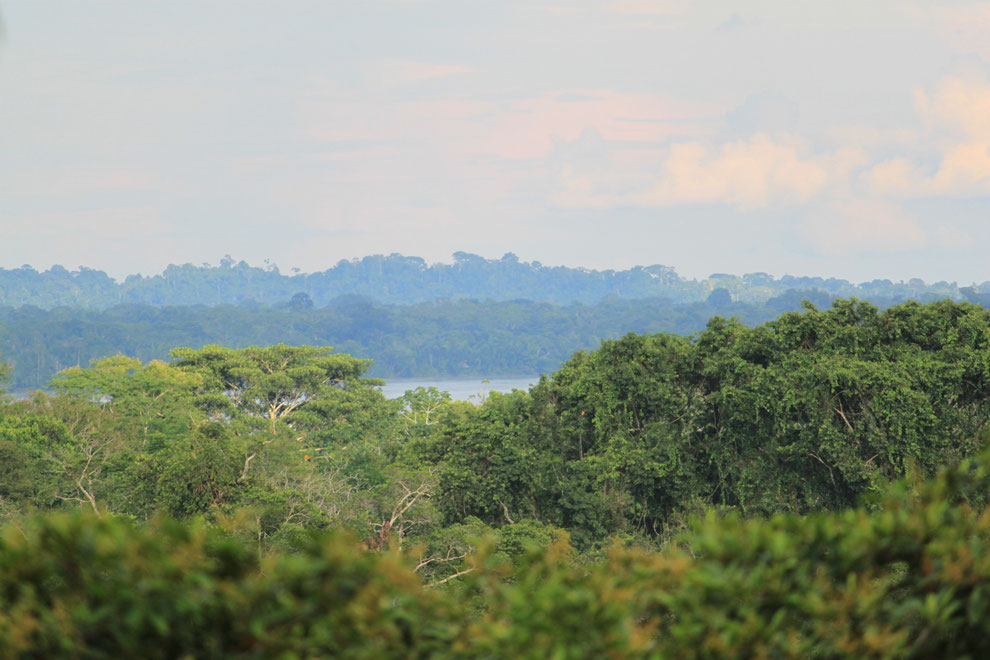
left=379, top=376, right=539, bottom=402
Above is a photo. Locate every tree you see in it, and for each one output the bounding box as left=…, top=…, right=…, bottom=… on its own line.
left=399, top=386, right=452, bottom=437
left=0, top=405, right=109, bottom=516
left=286, top=292, right=314, bottom=311
left=0, top=415, right=41, bottom=513
left=706, top=287, right=732, bottom=306
left=170, top=344, right=377, bottom=432
left=436, top=393, right=544, bottom=529
left=0, top=358, right=10, bottom=391
left=51, top=355, right=203, bottom=448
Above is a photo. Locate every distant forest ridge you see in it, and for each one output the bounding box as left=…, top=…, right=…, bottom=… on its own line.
left=3, top=251, right=988, bottom=309
left=0, top=293, right=964, bottom=390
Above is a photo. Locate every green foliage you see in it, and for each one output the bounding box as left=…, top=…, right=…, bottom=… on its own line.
left=289, top=380, right=398, bottom=450
left=4, top=454, right=990, bottom=656
left=3, top=300, right=990, bottom=654
left=0, top=291, right=959, bottom=391
left=0, top=514, right=458, bottom=658
left=51, top=355, right=203, bottom=448
left=0, top=358, right=9, bottom=391
left=0, top=416, right=41, bottom=508
left=436, top=392, right=543, bottom=528
left=0, top=348, right=401, bottom=540
left=399, top=386, right=453, bottom=438
left=170, top=343, right=376, bottom=428
left=154, top=424, right=244, bottom=517
left=462, top=454, right=990, bottom=657
left=436, top=299, right=990, bottom=547
left=0, top=409, right=89, bottom=511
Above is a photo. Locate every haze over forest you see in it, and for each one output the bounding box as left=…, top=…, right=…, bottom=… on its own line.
left=3, top=251, right=990, bottom=390
left=0, top=251, right=981, bottom=309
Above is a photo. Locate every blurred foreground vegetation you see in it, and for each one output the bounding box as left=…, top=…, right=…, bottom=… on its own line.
left=3, top=455, right=990, bottom=658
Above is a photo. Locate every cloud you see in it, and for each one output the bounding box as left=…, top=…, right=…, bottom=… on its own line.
left=915, top=76, right=990, bottom=141
left=641, top=136, right=862, bottom=209
left=862, top=158, right=928, bottom=197
left=550, top=74, right=990, bottom=246
left=800, top=199, right=926, bottom=255
left=930, top=142, right=990, bottom=195
left=862, top=77, right=990, bottom=198
left=555, top=134, right=864, bottom=210
left=303, top=85, right=720, bottom=161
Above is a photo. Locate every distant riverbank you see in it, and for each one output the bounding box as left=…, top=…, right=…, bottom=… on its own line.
left=379, top=376, right=539, bottom=401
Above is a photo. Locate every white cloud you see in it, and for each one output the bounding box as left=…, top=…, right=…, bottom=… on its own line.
left=862, top=77, right=990, bottom=198
left=554, top=134, right=864, bottom=210
left=915, top=76, right=990, bottom=141
left=862, top=158, right=928, bottom=197
left=930, top=142, right=990, bottom=195
left=640, top=136, right=862, bottom=209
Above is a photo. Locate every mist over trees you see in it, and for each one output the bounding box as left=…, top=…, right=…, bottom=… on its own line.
left=0, top=252, right=969, bottom=309
left=0, top=251, right=980, bottom=391
left=0, top=289, right=933, bottom=390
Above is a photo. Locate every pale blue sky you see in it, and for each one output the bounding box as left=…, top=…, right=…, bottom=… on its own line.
left=1, top=1, right=989, bottom=283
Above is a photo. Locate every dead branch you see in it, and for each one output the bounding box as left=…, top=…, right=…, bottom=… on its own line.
left=808, top=451, right=837, bottom=488
left=428, top=567, right=476, bottom=587
left=497, top=498, right=515, bottom=525
left=238, top=453, right=257, bottom=483
left=415, top=547, right=468, bottom=572
left=833, top=405, right=854, bottom=433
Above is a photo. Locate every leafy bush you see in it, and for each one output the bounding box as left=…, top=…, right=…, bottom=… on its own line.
left=3, top=453, right=990, bottom=657
left=0, top=515, right=457, bottom=658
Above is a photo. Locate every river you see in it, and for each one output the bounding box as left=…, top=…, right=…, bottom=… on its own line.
left=7, top=376, right=543, bottom=404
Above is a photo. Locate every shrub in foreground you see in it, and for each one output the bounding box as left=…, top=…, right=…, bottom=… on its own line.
left=2, top=453, right=990, bottom=657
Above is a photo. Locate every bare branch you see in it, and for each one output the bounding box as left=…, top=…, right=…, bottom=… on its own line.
left=833, top=405, right=854, bottom=433
left=497, top=498, right=515, bottom=525
left=238, top=453, right=257, bottom=483
left=387, top=480, right=432, bottom=529
left=808, top=451, right=837, bottom=488
left=415, top=548, right=468, bottom=572
left=428, top=567, right=476, bottom=587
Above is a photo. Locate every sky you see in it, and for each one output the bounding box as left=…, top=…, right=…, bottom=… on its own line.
left=1, top=1, right=989, bottom=284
